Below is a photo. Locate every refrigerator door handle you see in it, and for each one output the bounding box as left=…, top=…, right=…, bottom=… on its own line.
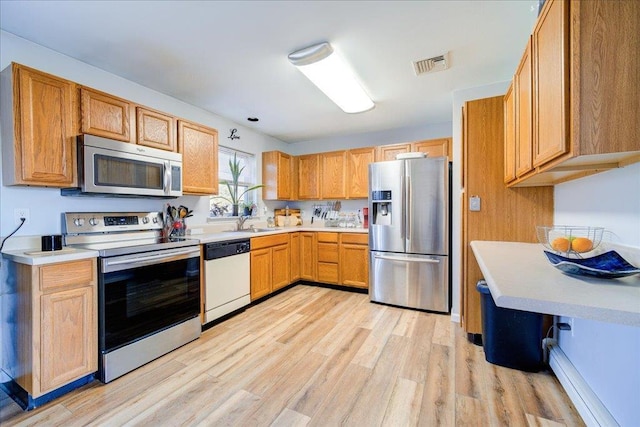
left=373, top=253, right=440, bottom=264
left=406, top=174, right=411, bottom=239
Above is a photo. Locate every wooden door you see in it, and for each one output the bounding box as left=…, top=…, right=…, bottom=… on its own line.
left=412, top=138, right=452, bottom=160
left=462, top=96, right=553, bottom=335
left=290, top=232, right=301, bottom=282
left=298, top=154, right=320, bottom=199
left=40, top=285, right=96, bottom=393
left=504, top=82, right=517, bottom=183
left=136, top=107, right=176, bottom=152
left=339, top=234, right=369, bottom=289
left=320, top=150, right=347, bottom=199
left=177, top=120, right=218, bottom=195
left=80, top=88, right=134, bottom=142
left=515, top=38, right=533, bottom=177
left=347, top=147, right=375, bottom=198
left=532, top=0, right=569, bottom=167
left=272, top=244, right=291, bottom=291
left=262, top=151, right=291, bottom=200
left=375, top=143, right=411, bottom=161
left=299, top=232, right=317, bottom=281
left=11, top=64, right=77, bottom=186
left=250, top=248, right=272, bottom=300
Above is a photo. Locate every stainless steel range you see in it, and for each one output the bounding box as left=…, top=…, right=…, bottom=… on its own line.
left=63, top=211, right=201, bottom=383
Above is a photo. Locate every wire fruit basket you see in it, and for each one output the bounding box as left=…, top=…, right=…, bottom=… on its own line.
left=536, top=226, right=604, bottom=258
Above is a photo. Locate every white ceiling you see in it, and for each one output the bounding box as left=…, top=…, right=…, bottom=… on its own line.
left=0, top=0, right=538, bottom=143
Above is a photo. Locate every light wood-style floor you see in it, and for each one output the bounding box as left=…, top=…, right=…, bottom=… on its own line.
left=1, top=285, right=583, bottom=426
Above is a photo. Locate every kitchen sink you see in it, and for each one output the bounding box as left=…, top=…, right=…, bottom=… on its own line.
left=226, top=227, right=273, bottom=233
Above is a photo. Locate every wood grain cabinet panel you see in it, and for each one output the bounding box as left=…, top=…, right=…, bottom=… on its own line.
left=375, top=143, right=411, bottom=162
left=298, top=154, right=320, bottom=200
left=80, top=88, right=134, bottom=142
left=347, top=147, right=375, bottom=199
left=250, top=248, right=272, bottom=300
left=412, top=138, right=452, bottom=160
left=1, top=63, right=78, bottom=187
left=339, top=242, right=369, bottom=289
left=136, top=107, right=176, bottom=152
left=320, top=150, right=347, bottom=199
left=262, top=151, right=293, bottom=200
left=290, top=232, right=301, bottom=282
left=5, top=259, right=97, bottom=398
left=515, top=38, right=533, bottom=177
left=250, top=234, right=291, bottom=299
left=300, top=232, right=317, bottom=281
left=504, top=82, right=517, bottom=183
left=272, top=244, right=291, bottom=291
left=177, top=119, right=218, bottom=195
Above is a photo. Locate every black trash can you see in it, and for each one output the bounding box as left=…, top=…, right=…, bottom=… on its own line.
left=476, top=280, right=543, bottom=372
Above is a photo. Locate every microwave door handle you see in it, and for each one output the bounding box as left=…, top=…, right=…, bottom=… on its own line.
left=163, top=160, right=171, bottom=195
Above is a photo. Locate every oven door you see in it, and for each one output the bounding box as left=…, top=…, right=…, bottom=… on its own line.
left=99, top=246, right=200, bottom=353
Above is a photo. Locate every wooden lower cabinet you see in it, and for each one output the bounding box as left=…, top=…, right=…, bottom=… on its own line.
left=317, top=232, right=339, bottom=284
left=250, top=234, right=290, bottom=300
left=290, top=232, right=301, bottom=281
left=339, top=233, right=369, bottom=289
left=272, top=244, right=291, bottom=291
left=250, top=248, right=272, bottom=300
left=6, top=259, right=97, bottom=398
left=299, top=232, right=317, bottom=281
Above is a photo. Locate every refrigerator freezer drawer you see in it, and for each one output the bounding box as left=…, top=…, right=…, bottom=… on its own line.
left=369, top=251, right=449, bottom=313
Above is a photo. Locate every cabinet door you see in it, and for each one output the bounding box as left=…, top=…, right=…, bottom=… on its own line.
left=137, top=107, right=176, bottom=152
left=250, top=248, right=272, bottom=300
left=80, top=88, right=134, bottom=142
left=515, top=38, right=533, bottom=177
left=347, top=147, right=375, bottom=198
left=320, top=150, right=347, bottom=199
left=533, top=0, right=569, bottom=167
left=298, top=154, right=320, bottom=199
left=262, top=151, right=292, bottom=200
left=178, top=120, right=218, bottom=195
left=40, top=285, right=96, bottom=393
left=10, top=64, right=77, bottom=186
left=412, top=138, right=452, bottom=160
left=340, top=243, right=369, bottom=289
left=375, top=143, right=411, bottom=161
left=290, top=232, right=301, bottom=282
left=504, top=83, right=517, bottom=183
left=300, top=232, right=317, bottom=281
left=272, top=244, right=291, bottom=291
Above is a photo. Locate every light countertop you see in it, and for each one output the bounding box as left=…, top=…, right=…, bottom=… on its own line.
left=470, top=241, right=640, bottom=327
left=2, top=247, right=99, bottom=266
left=190, top=226, right=367, bottom=244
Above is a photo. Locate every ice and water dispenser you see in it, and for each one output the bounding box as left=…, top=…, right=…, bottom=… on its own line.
left=371, top=190, right=392, bottom=226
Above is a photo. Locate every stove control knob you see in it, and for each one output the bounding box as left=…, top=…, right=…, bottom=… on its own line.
left=152, top=217, right=158, bottom=224
left=74, top=218, right=85, bottom=227
left=89, top=217, right=99, bottom=226
left=142, top=217, right=150, bottom=224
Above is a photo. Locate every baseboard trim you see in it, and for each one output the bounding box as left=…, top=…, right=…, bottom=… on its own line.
left=547, top=340, right=618, bottom=427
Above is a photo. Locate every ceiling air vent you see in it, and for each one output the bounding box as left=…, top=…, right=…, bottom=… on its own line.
left=413, top=53, right=449, bottom=76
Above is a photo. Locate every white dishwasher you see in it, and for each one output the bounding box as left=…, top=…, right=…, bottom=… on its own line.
left=203, top=238, right=251, bottom=325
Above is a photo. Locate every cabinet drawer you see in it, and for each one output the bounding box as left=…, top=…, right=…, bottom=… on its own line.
left=317, top=232, right=338, bottom=243
left=40, top=259, right=95, bottom=292
left=251, top=233, right=289, bottom=250
left=317, top=243, right=338, bottom=263
left=340, top=233, right=368, bottom=245
left=317, top=262, right=339, bottom=284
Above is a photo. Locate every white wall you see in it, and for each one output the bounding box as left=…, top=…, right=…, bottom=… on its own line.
left=554, top=163, right=640, bottom=426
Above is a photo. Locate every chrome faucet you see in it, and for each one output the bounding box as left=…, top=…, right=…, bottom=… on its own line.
left=236, top=215, right=250, bottom=231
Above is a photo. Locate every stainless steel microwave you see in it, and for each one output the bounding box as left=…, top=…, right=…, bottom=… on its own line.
left=62, top=134, right=182, bottom=198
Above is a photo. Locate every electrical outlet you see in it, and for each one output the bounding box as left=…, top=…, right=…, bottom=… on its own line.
left=14, top=208, right=30, bottom=225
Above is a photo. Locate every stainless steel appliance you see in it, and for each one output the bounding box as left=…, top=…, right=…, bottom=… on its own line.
left=63, top=211, right=200, bottom=383
left=61, top=134, right=182, bottom=198
left=203, top=239, right=251, bottom=325
left=368, top=156, right=450, bottom=312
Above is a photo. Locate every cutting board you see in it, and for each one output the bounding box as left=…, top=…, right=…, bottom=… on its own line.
left=274, top=209, right=302, bottom=226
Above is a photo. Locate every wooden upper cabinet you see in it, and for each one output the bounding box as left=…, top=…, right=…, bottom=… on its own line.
left=80, top=88, right=134, bottom=143
left=504, top=82, right=517, bottom=184
left=375, top=143, right=411, bottom=161
left=412, top=138, right=452, bottom=160
left=136, top=107, right=176, bottom=152
left=347, top=147, right=375, bottom=199
left=1, top=63, right=78, bottom=187
left=515, top=38, right=533, bottom=177
left=262, top=151, right=293, bottom=200
left=298, top=153, right=320, bottom=200
left=532, top=0, right=569, bottom=167
left=177, top=120, right=218, bottom=195
left=320, top=150, right=347, bottom=199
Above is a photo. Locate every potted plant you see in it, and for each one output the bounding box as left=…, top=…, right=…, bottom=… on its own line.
left=218, top=153, right=263, bottom=217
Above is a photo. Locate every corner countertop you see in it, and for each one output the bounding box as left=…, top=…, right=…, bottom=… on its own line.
left=190, top=226, right=368, bottom=244
left=2, top=247, right=99, bottom=266
left=470, top=241, right=640, bottom=327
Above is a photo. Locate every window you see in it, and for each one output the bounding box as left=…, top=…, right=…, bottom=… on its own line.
left=210, top=146, right=258, bottom=217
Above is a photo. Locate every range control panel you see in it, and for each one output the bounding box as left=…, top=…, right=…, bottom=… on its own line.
left=63, top=212, right=163, bottom=234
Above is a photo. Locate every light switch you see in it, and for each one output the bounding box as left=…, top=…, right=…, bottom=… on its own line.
left=470, top=196, right=481, bottom=212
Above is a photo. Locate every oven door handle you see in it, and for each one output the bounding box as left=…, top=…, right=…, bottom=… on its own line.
left=103, top=247, right=200, bottom=272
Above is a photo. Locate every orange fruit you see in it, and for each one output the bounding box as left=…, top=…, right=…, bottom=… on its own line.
left=571, top=237, right=593, bottom=253
left=551, top=237, right=570, bottom=252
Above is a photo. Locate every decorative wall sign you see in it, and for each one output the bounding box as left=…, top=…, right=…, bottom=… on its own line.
left=228, top=128, right=240, bottom=140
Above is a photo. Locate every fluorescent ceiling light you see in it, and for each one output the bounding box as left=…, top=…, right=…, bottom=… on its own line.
left=288, top=42, right=374, bottom=114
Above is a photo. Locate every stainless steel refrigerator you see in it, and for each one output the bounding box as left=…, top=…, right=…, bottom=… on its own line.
left=369, top=156, right=450, bottom=313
